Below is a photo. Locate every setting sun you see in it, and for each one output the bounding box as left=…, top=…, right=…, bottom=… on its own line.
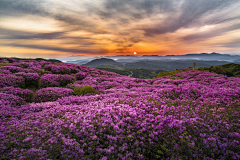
left=133, top=52, right=137, bottom=55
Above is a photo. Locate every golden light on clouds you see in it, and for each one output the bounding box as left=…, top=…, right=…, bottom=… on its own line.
left=0, top=0, right=239, bottom=58
left=0, top=17, right=61, bottom=33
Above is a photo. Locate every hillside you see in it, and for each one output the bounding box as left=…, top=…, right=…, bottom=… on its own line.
left=65, top=53, right=240, bottom=65
left=0, top=58, right=240, bottom=159
left=81, top=58, right=233, bottom=71
left=0, top=57, right=61, bottom=63
left=83, top=58, right=122, bottom=68
left=97, top=68, right=166, bottom=79
left=197, top=63, right=240, bottom=77
left=221, top=63, right=240, bottom=77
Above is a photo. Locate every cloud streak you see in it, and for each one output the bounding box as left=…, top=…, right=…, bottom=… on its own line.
left=0, top=0, right=240, bottom=57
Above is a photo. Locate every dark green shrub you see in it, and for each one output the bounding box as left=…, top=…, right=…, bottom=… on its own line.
left=198, top=66, right=209, bottom=71
left=209, top=66, right=234, bottom=77
left=73, top=87, right=82, bottom=95
left=0, top=62, right=10, bottom=67
left=155, top=69, right=189, bottom=78
left=73, top=86, right=95, bottom=95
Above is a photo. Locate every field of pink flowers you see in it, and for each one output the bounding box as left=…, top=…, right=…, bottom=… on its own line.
left=0, top=58, right=240, bottom=159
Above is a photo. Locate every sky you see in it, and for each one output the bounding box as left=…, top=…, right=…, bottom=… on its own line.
left=0, top=0, right=240, bottom=58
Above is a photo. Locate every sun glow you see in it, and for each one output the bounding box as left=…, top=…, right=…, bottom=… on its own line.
left=133, top=52, right=137, bottom=55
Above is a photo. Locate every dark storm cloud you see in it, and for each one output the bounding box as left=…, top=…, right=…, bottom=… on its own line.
left=220, top=39, right=240, bottom=48
left=51, top=14, right=110, bottom=34
left=1, top=0, right=240, bottom=36
left=0, top=0, right=240, bottom=55
left=140, top=0, right=240, bottom=36
left=182, top=23, right=240, bottom=41
left=89, top=0, right=240, bottom=43
left=1, top=31, right=64, bottom=40
left=3, top=43, right=94, bottom=53
left=0, top=28, right=92, bottom=43
left=0, top=0, right=109, bottom=35
left=0, top=0, right=46, bottom=17
left=96, top=0, right=174, bottom=20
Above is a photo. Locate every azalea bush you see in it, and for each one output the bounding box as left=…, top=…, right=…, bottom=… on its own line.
left=15, top=72, right=40, bottom=87
left=39, top=74, right=75, bottom=88
left=0, top=92, right=25, bottom=107
left=0, top=58, right=9, bottom=63
left=39, top=74, right=60, bottom=88
left=44, top=64, right=71, bottom=74
left=75, top=71, right=87, bottom=80
left=0, top=87, right=33, bottom=102
left=33, top=87, right=73, bottom=103
left=0, top=66, right=23, bottom=73
left=0, top=59, right=240, bottom=159
left=0, top=74, right=25, bottom=88
left=56, top=74, right=76, bottom=87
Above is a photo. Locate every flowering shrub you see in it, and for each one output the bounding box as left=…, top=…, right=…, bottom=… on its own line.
left=15, top=72, right=40, bottom=87
left=44, top=70, right=52, bottom=74
left=6, top=58, right=16, bottom=63
left=0, top=87, right=33, bottom=102
left=39, top=74, right=60, bottom=88
left=0, top=68, right=11, bottom=74
left=41, top=61, right=52, bottom=67
left=0, top=66, right=23, bottom=73
left=56, top=74, right=76, bottom=87
left=0, top=74, right=25, bottom=88
left=75, top=71, right=87, bottom=80
left=33, top=87, right=73, bottom=103
left=11, top=61, right=41, bottom=69
left=69, top=66, right=80, bottom=74
left=0, top=58, right=9, bottom=63
left=0, top=92, right=25, bottom=107
left=45, top=64, right=71, bottom=74
left=39, top=74, right=75, bottom=88
left=44, top=64, right=52, bottom=71
left=26, top=67, right=41, bottom=74
left=0, top=61, right=240, bottom=159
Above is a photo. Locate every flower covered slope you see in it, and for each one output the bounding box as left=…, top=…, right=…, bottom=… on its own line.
left=0, top=58, right=240, bottom=159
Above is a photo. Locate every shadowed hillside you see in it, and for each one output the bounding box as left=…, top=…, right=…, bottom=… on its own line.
left=198, top=63, right=240, bottom=77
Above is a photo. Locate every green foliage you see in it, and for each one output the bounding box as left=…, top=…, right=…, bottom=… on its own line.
left=0, top=62, right=10, bottom=67
left=73, top=86, right=95, bottom=95
left=40, top=68, right=45, bottom=75
left=97, top=68, right=131, bottom=76
left=73, top=87, right=82, bottom=95
left=97, top=68, right=166, bottom=79
left=155, top=69, right=189, bottom=78
left=221, top=63, right=240, bottom=77
left=198, top=66, right=210, bottom=71
left=198, top=63, right=240, bottom=77
left=209, top=65, right=234, bottom=77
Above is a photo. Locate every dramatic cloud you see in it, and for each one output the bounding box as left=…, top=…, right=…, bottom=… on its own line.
left=0, top=0, right=240, bottom=58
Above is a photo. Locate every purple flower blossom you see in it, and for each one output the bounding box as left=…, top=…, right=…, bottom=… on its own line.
left=33, top=87, right=73, bottom=102
left=0, top=61, right=240, bottom=159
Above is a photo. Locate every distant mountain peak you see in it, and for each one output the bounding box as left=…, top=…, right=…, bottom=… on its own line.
left=211, top=52, right=220, bottom=55
left=83, top=58, right=118, bottom=67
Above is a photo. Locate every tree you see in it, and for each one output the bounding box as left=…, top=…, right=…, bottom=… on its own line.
left=193, top=62, right=196, bottom=69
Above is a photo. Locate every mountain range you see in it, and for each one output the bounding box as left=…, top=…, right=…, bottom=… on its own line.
left=65, top=52, right=240, bottom=65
